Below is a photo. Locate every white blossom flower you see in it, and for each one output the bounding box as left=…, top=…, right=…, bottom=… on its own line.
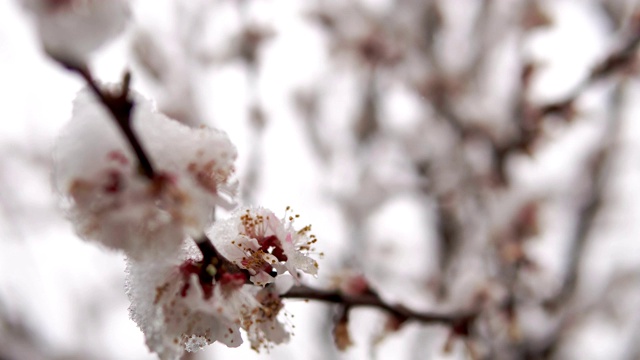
left=243, top=286, right=291, bottom=351
left=22, top=0, right=130, bottom=65
left=54, top=88, right=237, bottom=259
left=126, top=244, right=292, bottom=359
left=126, top=256, right=244, bottom=360
left=208, top=206, right=319, bottom=285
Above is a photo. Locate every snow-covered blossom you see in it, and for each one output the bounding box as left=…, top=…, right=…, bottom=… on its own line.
left=244, top=286, right=291, bottom=351
left=209, top=206, right=320, bottom=286
left=22, top=0, right=130, bottom=65
left=126, top=244, right=291, bottom=359
left=54, top=87, right=237, bottom=259
left=127, top=257, right=243, bottom=360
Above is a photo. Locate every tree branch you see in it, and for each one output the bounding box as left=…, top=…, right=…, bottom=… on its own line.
left=60, top=62, right=156, bottom=180
left=544, top=81, right=624, bottom=310
left=539, top=17, right=640, bottom=117
left=282, top=285, right=474, bottom=328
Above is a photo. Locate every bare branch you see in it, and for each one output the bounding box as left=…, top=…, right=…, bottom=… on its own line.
left=539, top=18, right=640, bottom=117
left=282, top=285, right=474, bottom=328
left=58, top=62, right=156, bottom=180
left=545, top=82, right=624, bottom=310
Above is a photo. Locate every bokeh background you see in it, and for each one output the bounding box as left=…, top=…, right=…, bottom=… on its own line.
left=2, top=0, right=640, bottom=359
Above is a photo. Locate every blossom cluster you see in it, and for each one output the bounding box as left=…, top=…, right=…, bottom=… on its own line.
left=126, top=244, right=286, bottom=359
left=45, top=2, right=321, bottom=358
left=124, top=206, right=319, bottom=358
left=53, top=87, right=320, bottom=359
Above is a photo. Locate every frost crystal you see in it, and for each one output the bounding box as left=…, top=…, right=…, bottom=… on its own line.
left=126, top=256, right=243, bottom=360
left=209, top=206, right=319, bottom=286
left=22, top=0, right=130, bottom=64
left=54, top=88, right=237, bottom=259
left=126, top=244, right=292, bottom=360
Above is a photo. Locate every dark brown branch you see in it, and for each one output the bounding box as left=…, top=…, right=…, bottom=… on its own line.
left=547, top=158, right=605, bottom=308
left=516, top=83, right=626, bottom=360
left=282, top=285, right=474, bottom=328
left=59, top=62, right=156, bottom=180
left=486, top=18, right=640, bottom=185
left=544, top=82, right=623, bottom=310
left=431, top=18, right=640, bottom=187
left=193, top=233, right=251, bottom=285
left=539, top=17, right=640, bottom=118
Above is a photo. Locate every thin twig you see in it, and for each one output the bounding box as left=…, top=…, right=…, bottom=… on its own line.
left=282, top=285, right=474, bottom=327
left=544, top=82, right=624, bottom=310
left=60, top=62, right=156, bottom=179
left=539, top=17, right=640, bottom=117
